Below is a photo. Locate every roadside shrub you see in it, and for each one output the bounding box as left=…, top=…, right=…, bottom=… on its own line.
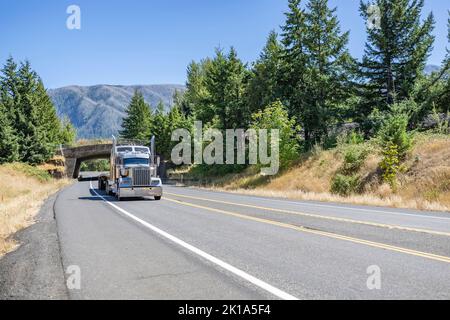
left=330, top=133, right=369, bottom=196
left=342, top=144, right=369, bottom=174
left=344, top=131, right=364, bottom=146
left=377, top=103, right=413, bottom=160
left=250, top=101, right=300, bottom=169
left=80, top=159, right=110, bottom=172
left=331, top=174, right=361, bottom=196
left=366, top=108, right=385, bottom=135
left=430, top=107, right=450, bottom=134
left=379, top=143, right=405, bottom=191
left=376, top=103, right=414, bottom=190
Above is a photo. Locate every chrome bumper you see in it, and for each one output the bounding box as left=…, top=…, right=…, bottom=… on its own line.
left=119, top=186, right=163, bottom=198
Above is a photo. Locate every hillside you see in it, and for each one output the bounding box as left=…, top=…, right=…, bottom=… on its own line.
left=49, top=84, right=185, bottom=139
left=0, top=163, right=69, bottom=256
left=180, top=133, right=450, bottom=212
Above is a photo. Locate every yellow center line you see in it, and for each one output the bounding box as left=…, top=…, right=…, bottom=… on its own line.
left=164, top=197, right=450, bottom=264
left=165, top=192, right=450, bottom=237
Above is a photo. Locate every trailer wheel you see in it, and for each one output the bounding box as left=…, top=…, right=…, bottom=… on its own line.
left=154, top=196, right=161, bottom=201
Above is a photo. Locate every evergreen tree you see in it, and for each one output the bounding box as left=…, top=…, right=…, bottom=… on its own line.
left=246, top=31, right=283, bottom=113
left=186, top=59, right=212, bottom=122
left=1, top=58, right=72, bottom=163
left=34, top=79, right=63, bottom=145
left=410, top=12, right=450, bottom=120
left=280, top=0, right=308, bottom=116
left=149, top=101, right=170, bottom=158
left=0, top=57, right=21, bottom=127
left=280, top=0, right=355, bottom=147
left=204, top=47, right=249, bottom=129
left=60, top=116, right=77, bottom=145
left=304, top=0, right=356, bottom=141
left=172, top=89, right=190, bottom=117
left=251, top=101, right=300, bottom=169
left=20, top=62, right=61, bottom=163
left=359, top=0, right=435, bottom=118
left=161, top=105, right=190, bottom=160
left=0, top=100, right=19, bottom=163
left=435, top=12, right=450, bottom=113
left=120, top=90, right=152, bottom=141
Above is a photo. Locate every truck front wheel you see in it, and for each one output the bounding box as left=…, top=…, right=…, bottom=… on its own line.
left=154, top=196, right=161, bottom=201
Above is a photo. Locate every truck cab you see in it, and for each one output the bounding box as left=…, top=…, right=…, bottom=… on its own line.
left=101, top=137, right=163, bottom=201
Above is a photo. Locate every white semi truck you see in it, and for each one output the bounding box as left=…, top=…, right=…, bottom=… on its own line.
left=98, top=136, right=163, bottom=201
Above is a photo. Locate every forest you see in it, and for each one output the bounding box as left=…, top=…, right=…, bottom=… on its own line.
left=119, top=0, right=450, bottom=190
left=1, top=0, right=449, bottom=194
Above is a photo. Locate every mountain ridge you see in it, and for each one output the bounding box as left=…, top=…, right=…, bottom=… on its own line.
left=49, top=84, right=185, bottom=139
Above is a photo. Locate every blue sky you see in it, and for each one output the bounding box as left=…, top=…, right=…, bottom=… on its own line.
left=1, top=0, right=448, bottom=88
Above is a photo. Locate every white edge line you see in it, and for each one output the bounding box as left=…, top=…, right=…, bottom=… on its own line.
left=89, top=181, right=298, bottom=301
left=175, top=187, right=450, bottom=222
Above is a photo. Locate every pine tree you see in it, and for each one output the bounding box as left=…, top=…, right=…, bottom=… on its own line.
left=359, top=0, right=435, bottom=117
left=16, top=61, right=57, bottom=163
left=304, top=0, right=356, bottom=142
left=436, top=12, right=450, bottom=113
left=162, top=105, right=189, bottom=160
left=1, top=57, right=73, bottom=163
left=34, top=79, right=63, bottom=145
left=280, top=0, right=355, bottom=146
left=410, top=12, right=450, bottom=119
left=150, top=101, right=170, bottom=157
left=186, top=59, right=212, bottom=122
left=0, top=100, right=19, bottom=163
left=246, top=31, right=283, bottom=113
left=120, top=90, right=152, bottom=141
left=280, top=0, right=308, bottom=119
left=0, top=57, right=20, bottom=163
left=172, top=89, right=190, bottom=117
left=60, top=116, right=77, bottom=145
left=204, top=47, right=249, bottom=129
left=0, top=57, right=21, bottom=128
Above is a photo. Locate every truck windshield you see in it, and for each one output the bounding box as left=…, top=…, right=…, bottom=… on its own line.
left=124, top=158, right=148, bottom=166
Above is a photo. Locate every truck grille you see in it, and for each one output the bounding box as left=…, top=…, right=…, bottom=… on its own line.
left=132, top=168, right=151, bottom=186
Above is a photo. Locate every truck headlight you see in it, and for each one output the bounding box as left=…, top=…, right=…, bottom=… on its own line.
left=120, top=177, right=132, bottom=185
left=150, top=178, right=162, bottom=186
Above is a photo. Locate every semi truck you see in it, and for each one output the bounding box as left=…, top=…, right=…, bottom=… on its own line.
left=98, top=136, right=163, bottom=201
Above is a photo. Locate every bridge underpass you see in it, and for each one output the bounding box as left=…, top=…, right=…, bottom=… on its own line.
left=58, top=144, right=112, bottom=179
left=58, top=143, right=167, bottom=179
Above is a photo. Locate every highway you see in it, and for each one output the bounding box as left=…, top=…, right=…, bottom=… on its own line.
left=54, top=179, right=450, bottom=299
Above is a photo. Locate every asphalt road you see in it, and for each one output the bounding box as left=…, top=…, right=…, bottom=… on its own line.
left=53, top=179, right=450, bottom=300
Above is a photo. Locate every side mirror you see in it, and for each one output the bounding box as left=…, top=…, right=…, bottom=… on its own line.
left=120, top=168, right=129, bottom=177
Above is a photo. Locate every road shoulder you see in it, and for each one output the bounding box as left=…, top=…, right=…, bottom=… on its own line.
left=0, top=192, right=68, bottom=300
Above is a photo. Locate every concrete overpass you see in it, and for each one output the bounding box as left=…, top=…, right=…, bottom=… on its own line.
left=59, top=144, right=112, bottom=179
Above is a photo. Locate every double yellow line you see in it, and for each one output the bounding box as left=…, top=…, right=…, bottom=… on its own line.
left=165, top=192, right=450, bottom=237
left=164, top=193, right=450, bottom=264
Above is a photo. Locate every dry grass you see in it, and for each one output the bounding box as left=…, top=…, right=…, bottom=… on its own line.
left=199, top=133, right=450, bottom=212
left=0, top=163, right=70, bottom=257
left=71, top=139, right=111, bottom=147
left=206, top=187, right=449, bottom=212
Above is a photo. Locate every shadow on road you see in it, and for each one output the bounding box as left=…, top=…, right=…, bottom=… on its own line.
left=77, top=188, right=105, bottom=201
left=78, top=188, right=158, bottom=202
